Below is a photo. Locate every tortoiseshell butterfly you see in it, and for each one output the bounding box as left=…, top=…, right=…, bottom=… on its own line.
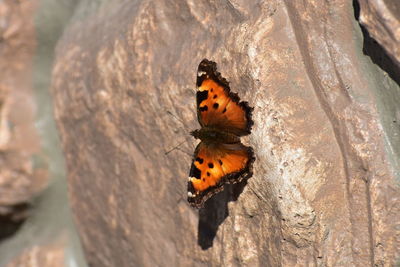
left=188, top=59, right=255, bottom=208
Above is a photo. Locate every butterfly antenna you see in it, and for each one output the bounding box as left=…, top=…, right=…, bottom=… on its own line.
left=164, top=110, right=194, bottom=156
left=166, top=110, right=186, bottom=126
left=165, top=139, right=191, bottom=156
left=176, top=146, right=192, bottom=157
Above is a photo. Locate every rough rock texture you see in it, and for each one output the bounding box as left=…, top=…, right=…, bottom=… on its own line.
left=0, top=0, right=88, bottom=265
left=6, top=237, right=66, bottom=267
left=357, top=0, right=400, bottom=67
left=0, top=0, right=48, bottom=239
left=52, top=0, right=400, bottom=266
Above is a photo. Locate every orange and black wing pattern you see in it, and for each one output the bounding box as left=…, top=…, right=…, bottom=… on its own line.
left=196, top=59, right=253, bottom=136
left=187, top=59, right=255, bottom=208
left=188, top=142, right=254, bottom=208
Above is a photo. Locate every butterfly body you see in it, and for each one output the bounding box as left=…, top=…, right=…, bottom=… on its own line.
left=187, top=59, right=255, bottom=208
left=190, top=128, right=239, bottom=145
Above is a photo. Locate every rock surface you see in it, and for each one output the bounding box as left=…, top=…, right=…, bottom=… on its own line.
left=357, top=0, right=400, bottom=67
left=52, top=0, right=400, bottom=266
left=0, top=1, right=86, bottom=267
left=0, top=0, right=47, bottom=238
left=6, top=238, right=66, bottom=267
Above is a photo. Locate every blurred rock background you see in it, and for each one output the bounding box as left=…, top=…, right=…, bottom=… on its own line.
left=0, top=0, right=399, bottom=266
left=0, top=0, right=86, bottom=266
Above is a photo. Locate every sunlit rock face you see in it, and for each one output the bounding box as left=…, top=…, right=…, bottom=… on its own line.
left=51, top=0, right=400, bottom=266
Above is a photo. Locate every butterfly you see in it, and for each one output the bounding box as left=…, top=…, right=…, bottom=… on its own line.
left=187, top=59, right=255, bottom=208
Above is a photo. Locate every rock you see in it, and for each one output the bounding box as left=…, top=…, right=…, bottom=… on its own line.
left=357, top=0, right=400, bottom=67
left=52, top=0, right=400, bottom=266
left=0, top=1, right=86, bottom=267
left=6, top=238, right=66, bottom=267
left=0, top=0, right=48, bottom=236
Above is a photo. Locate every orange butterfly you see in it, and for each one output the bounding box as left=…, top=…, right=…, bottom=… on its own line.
left=188, top=59, right=255, bottom=208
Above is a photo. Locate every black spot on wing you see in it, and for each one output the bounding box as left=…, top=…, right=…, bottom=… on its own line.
left=222, top=107, right=227, bottom=113
left=190, top=163, right=201, bottom=179
left=208, top=163, right=214, bottom=168
left=213, top=95, right=217, bottom=99
left=218, top=159, right=223, bottom=165
left=199, top=105, right=208, bottom=112
left=196, top=157, right=204, bottom=164
left=196, top=90, right=208, bottom=107
left=207, top=172, right=210, bottom=176
left=213, top=103, right=219, bottom=109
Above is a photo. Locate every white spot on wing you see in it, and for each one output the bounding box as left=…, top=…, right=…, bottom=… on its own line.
left=197, top=71, right=206, bottom=77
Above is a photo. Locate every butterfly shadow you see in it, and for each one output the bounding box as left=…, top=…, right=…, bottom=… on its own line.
left=197, top=179, right=247, bottom=250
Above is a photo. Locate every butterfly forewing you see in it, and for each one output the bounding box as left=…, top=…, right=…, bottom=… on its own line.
left=196, top=59, right=253, bottom=136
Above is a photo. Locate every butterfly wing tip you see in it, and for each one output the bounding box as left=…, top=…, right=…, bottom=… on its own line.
left=199, top=58, right=214, bottom=65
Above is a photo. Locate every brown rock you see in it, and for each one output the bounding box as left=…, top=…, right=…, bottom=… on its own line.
left=6, top=236, right=66, bottom=267
left=0, top=0, right=47, bottom=235
left=357, top=0, right=400, bottom=67
left=0, top=1, right=85, bottom=267
left=52, top=0, right=400, bottom=266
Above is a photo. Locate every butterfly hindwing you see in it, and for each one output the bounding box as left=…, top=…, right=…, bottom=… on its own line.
left=196, top=59, right=253, bottom=136
left=188, top=141, right=254, bottom=208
